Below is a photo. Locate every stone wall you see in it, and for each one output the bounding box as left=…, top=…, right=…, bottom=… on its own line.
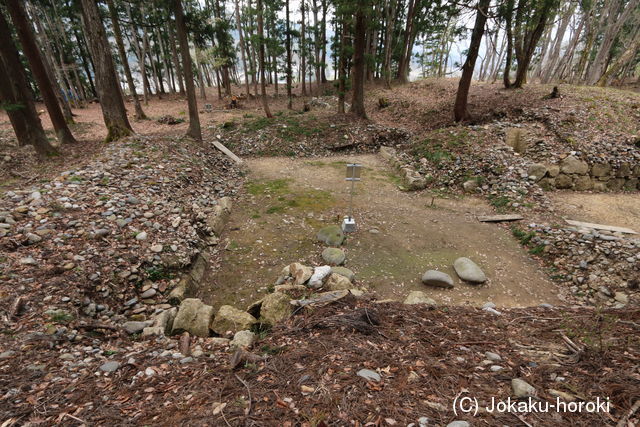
left=531, top=156, right=639, bottom=192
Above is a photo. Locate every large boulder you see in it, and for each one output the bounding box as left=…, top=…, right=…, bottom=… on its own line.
left=421, top=270, right=454, bottom=288
left=322, top=247, right=346, bottom=265
left=527, top=163, right=547, bottom=181
left=289, top=262, right=313, bottom=285
left=555, top=174, right=573, bottom=189
left=403, top=291, right=437, bottom=306
left=260, top=292, right=292, bottom=325
left=317, top=225, right=345, bottom=246
left=171, top=298, right=215, bottom=337
left=560, top=156, right=588, bottom=175
left=210, top=305, right=257, bottom=335
left=453, top=257, right=487, bottom=284
left=591, top=162, right=612, bottom=177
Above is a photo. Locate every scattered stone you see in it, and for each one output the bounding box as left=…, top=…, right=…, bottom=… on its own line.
left=453, top=257, right=486, bottom=284
left=289, top=262, right=313, bottom=286
left=308, top=265, right=332, bottom=288
left=403, top=291, right=437, bottom=306
left=485, top=351, right=501, bottom=362
left=512, top=378, right=536, bottom=397
left=140, top=288, right=157, bottom=299
left=325, top=273, right=352, bottom=291
left=446, top=422, right=470, bottom=427
left=150, top=244, right=163, bottom=253
left=331, top=266, right=355, bottom=281
left=135, top=231, right=148, bottom=241
left=421, top=270, right=454, bottom=288
left=357, top=369, right=381, bottom=382
left=231, top=330, right=255, bottom=349
left=123, top=321, right=150, bottom=334
left=99, top=361, right=120, bottom=373
left=322, top=247, right=346, bottom=265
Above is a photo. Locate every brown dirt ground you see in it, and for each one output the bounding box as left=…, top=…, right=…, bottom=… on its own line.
left=2, top=299, right=638, bottom=426
left=548, top=192, right=640, bottom=232
left=201, top=154, right=563, bottom=310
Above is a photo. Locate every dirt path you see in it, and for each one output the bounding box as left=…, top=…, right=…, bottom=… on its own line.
left=199, top=154, right=562, bottom=309
left=549, top=191, right=640, bottom=232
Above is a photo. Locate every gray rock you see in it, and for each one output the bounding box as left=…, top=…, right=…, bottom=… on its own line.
left=123, top=321, right=150, bottom=334
left=331, top=266, right=355, bottom=281
left=446, top=421, right=470, bottom=427
left=289, top=262, right=313, bottom=285
left=317, top=225, right=344, bottom=246
left=560, top=156, right=588, bottom=175
left=404, top=291, right=437, bottom=306
left=527, top=163, right=548, bottom=181
left=180, top=357, right=193, bottom=364
left=325, top=273, right=352, bottom=290
left=453, top=257, right=486, bottom=284
left=512, top=378, right=536, bottom=397
left=231, top=330, right=255, bottom=349
left=140, top=288, right=157, bottom=299
left=20, top=257, right=37, bottom=265
left=462, top=180, right=479, bottom=192
left=260, top=292, right=291, bottom=325
left=421, top=270, right=454, bottom=288
left=308, top=265, right=332, bottom=288
left=99, top=361, right=121, bottom=373
left=485, top=351, right=501, bottom=362
left=171, top=298, right=215, bottom=337
left=135, top=231, right=148, bottom=241
left=357, top=368, right=381, bottom=382
left=322, top=247, right=346, bottom=265
left=26, top=233, right=42, bottom=244
left=210, top=305, right=257, bottom=335
left=0, top=351, right=15, bottom=359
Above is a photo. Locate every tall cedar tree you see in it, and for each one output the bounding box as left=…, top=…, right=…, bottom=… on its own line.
left=257, top=0, right=273, bottom=117
left=0, top=9, right=58, bottom=156
left=106, top=0, right=146, bottom=120
left=454, top=0, right=491, bottom=121
left=6, top=0, right=77, bottom=145
left=79, top=0, right=133, bottom=142
left=173, top=0, right=202, bottom=140
left=285, top=0, right=293, bottom=108
left=349, top=0, right=367, bottom=118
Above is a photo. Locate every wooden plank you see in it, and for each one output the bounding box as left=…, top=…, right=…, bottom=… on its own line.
left=212, top=139, right=243, bottom=165
left=478, top=214, right=524, bottom=223
left=565, top=219, right=637, bottom=235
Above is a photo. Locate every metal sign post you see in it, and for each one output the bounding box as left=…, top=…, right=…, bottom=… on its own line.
left=342, top=163, right=361, bottom=233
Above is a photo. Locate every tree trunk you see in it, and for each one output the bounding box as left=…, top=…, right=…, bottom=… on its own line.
left=285, top=0, right=293, bottom=108
left=586, top=0, right=639, bottom=84
left=454, top=0, right=490, bottom=122
left=105, top=0, right=146, bottom=120
left=27, top=1, right=75, bottom=122
left=234, top=0, right=251, bottom=98
left=127, top=4, right=150, bottom=104
left=301, top=0, right=307, bottom=96
left=0, top=10, right=58, bottom=156
left=350, top=0, right=367, bottom=119
left=596, top=32, right=640, bottom=86
left=173, top=0, right=201, bottom=140
left=337, top=16, right=348, bottom=114
left=541, top=2, right=575, bottom=83
left=396, top=0, right=417, bottom=83
left=257, top=0, right=273, bottom=118
left=6, top=0, right=76, bottom=145
left=382, top=0, right=396, bottom=88
left=79, top=0, right=132, bottom=142
left=320, top=0, right=328, bottom=82
left=168, top=21, right=185, bottom=95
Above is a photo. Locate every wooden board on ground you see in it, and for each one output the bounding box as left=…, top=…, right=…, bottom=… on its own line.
left=212, top=139, right=243, bottom=165
left=565, top=219, right=638, bottom=235
left=478, top=214, right=524, bottom=223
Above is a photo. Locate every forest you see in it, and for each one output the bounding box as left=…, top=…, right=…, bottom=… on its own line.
left=1, top=0, right=639, bottom=426
left=1, top=0, right=639, bottom=153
